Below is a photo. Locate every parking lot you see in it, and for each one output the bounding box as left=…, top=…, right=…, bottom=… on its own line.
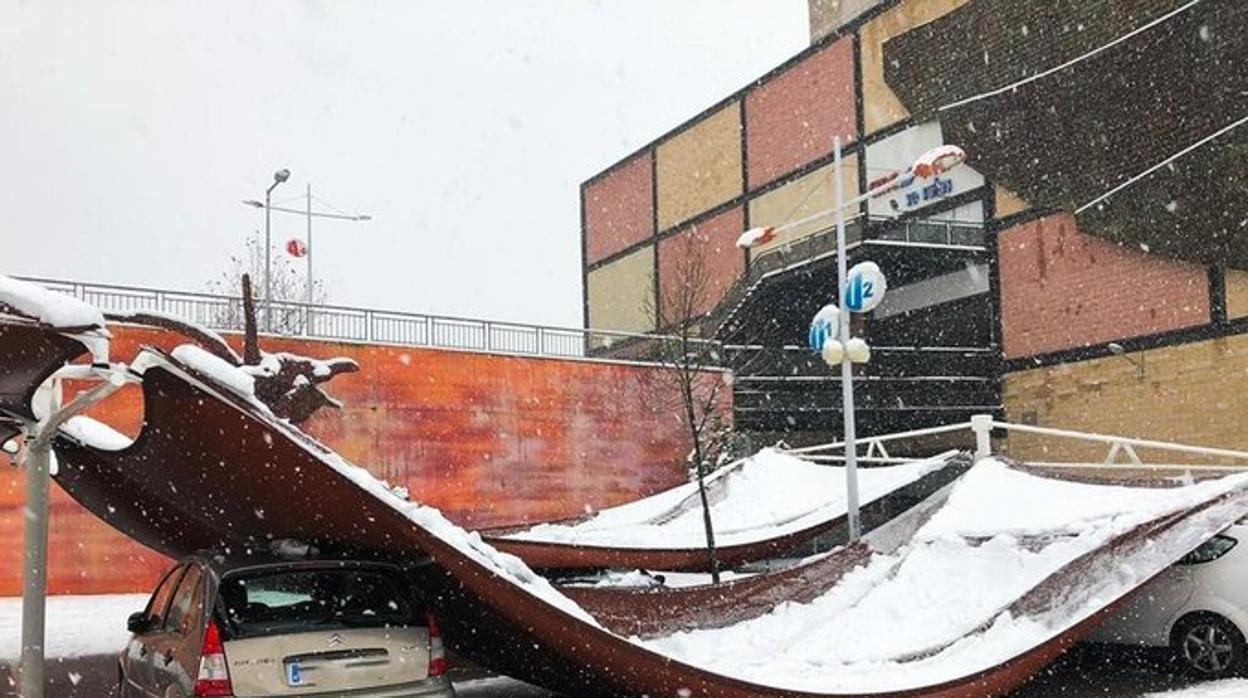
left=0, top=643, right=1230, bottom=698
left=453, top=645, right=1216, bottom=697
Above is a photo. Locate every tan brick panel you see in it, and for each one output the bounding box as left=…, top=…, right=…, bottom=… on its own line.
left=860, top=0, right=969, bottom=135
left=746, top=156, right=860, bottom=255
left=656, top=103, right=744, bottom=231
left=587, top=246, right=656, bottom=335
left=1004, top=334, right=1248, bottom=464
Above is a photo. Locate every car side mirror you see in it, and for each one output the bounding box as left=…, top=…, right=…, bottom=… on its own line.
left=127, top=611, right=151, bottom=634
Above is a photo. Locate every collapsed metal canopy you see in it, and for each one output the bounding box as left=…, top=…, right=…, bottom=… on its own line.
left=4, top=317, right=1248, bottom=697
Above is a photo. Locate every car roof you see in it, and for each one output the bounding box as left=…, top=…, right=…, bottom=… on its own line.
left=183, top=550, right=424, bottom=578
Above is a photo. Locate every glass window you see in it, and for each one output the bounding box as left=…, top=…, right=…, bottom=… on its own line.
left=217, top=566, right=423, bottom=640
left=164, top=565, right=204, bottom=634
left=144, top=565, right=186, bottom=627
left=1178, top=535, right=1237, bottom=565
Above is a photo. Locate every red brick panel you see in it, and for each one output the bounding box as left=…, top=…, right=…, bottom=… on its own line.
left=0, top=326, right=718, bottom=594
left=999, top=213, right=1210, bottom=359
left=745, top=38, right=856, bottom=189
left=584, top=152, right=655, bottom=265
left=657, top=207, right=746, bottom=322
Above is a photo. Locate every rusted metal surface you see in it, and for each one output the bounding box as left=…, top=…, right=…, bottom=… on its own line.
left=41, top=343, right=1248, bottom=697
left=0, top=316, right=88, bottom=422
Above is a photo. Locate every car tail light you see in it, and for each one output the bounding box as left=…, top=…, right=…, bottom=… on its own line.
left=193, top=620, right=233, bottom=697
left=427, top=611, right=447, bottom=677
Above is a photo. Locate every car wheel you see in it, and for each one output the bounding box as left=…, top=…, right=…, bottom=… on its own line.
left=1173, top=614, right=1246, bottom=679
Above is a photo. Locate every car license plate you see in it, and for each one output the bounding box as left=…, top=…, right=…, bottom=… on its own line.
left=286, top=661, right=304, bottom=686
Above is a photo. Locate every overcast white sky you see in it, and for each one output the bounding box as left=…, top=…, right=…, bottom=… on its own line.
left=1, top=1, right=807, bottom=327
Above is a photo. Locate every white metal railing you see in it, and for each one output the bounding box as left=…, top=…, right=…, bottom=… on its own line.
left=14, top=275, right=708, bottom=363
left=786, top=415, right=1248, bottom=472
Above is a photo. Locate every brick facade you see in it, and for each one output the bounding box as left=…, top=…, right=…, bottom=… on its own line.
left=999, top=212, right=1211, bottom=359
left=584, top=152, right=654, bottom=266
left=1004, top=333, right=1248, bottom=462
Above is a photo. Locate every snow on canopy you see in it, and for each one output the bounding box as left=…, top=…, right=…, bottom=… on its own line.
left=0, top=275, right=107, bottom=331
left=504, top=448, right=952, bottom=549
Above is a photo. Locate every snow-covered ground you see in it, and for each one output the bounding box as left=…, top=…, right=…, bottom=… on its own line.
left=505, top=448, right=954, bottom=549
left=1144, top=680, right=1248, bottom=697
left=0, top=594, right=147, bottom=660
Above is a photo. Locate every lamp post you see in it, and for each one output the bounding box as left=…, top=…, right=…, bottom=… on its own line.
left=20, top=368, right=129, bottom=698
left=263, top=169, right=290, bottom=331
left=739, top=140, right=966, bottom=542
left=242, top=182, right=370, bottom=331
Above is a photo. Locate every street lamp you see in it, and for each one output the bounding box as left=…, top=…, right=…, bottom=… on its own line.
left=261, top=168, right=291, bottom=331
left=241, top=183, right=371, bottom=326
left=739, top=139, right=966, bottom=542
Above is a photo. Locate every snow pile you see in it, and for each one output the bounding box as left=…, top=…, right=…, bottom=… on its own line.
left=0, top=594, right=148, bottom=659
left=507, top=448, right=953, bottom=549
left=0, top=276, right=106, bottom=330
left=163, top=344, right=273, bottom=416
left=1144, top=680, right=1248, bottom=697
left=638, top=459, right=1248, bottom=693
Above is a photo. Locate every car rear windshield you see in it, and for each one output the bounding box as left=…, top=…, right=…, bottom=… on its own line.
left=217, top=566, right=424, bottom=640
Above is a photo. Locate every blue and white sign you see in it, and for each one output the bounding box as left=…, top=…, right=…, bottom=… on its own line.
left=843, top=262, right=887, bottom=313
left=807, top=304, right=841, bottom=352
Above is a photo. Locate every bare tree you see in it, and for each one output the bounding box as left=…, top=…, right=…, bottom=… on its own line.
left=206, top=233, right=327, bottom=334
left=643, top=229, right=734, bottom=583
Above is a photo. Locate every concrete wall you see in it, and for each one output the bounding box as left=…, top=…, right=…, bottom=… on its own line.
left=809, top=0, right=887, bottom=42
left=0, top=326, right=711, bottom=595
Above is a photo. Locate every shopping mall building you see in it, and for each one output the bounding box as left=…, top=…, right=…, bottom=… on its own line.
left=579, top=0, right=1248, bottom=456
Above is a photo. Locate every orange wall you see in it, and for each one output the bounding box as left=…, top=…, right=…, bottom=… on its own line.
left=1, top=326, right=710, bottom=594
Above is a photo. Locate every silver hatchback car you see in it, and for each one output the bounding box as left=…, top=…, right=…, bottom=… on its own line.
left=118, top=553, right=456, bottom=697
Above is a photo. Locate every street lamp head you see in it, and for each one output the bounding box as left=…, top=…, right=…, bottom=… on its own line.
left=909, top=145, right=966, bottom=179
left=242, top=199, right=264, bottom=209
left=356, top=214, right=373, bottom=221
left=273, top=168, right=291, bottom=184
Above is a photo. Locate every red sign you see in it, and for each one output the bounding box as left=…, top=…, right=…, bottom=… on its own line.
left=286, top=239, right=308, bottom=258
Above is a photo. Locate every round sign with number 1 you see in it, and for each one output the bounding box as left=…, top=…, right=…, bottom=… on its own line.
left=844, top=262, right=887, bottom=313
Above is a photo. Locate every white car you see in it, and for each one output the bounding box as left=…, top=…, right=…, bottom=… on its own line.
left=1093, top=521, right=1248, bottom=678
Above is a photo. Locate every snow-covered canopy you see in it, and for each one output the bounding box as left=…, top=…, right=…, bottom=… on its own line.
left=0, top=275, right=106, bottom=330
left=506, top=448, right=952, bottom=549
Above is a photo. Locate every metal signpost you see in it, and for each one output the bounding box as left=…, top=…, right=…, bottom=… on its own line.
left=743, top=139, right=966, bottom=544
